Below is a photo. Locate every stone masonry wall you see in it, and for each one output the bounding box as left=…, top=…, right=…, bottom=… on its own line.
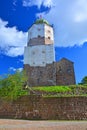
left=28, top=37, right=53, bottom=46
left=24, top=63, right=56, bottom=87
left=24, top=58, right=76, bottom=86
left=0, top=96, right=87, bottom=120
left=28, top=37, right=45, bottom=46
left=56, top=58, right=76, bottom=85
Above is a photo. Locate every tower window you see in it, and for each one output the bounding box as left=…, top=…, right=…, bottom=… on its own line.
left=38, top=35, right=41, bottom=38
left=63, top=77, right=66, bottom=81
left=32, top=51, right=35, bottom=55
left=42, top=51, right=45, bottom=53
left=59, top=66, right=62, bottom=73
left=67, top=69, right=71, bottom=73
left=48, top=36, right=50, bottom=39
left=48, top=30, right=51, bottom=33
left=38, top=28, right=41, bottom=31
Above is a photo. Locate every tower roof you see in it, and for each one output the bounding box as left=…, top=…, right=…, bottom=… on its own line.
left=35, top=19, right=49, bottom=25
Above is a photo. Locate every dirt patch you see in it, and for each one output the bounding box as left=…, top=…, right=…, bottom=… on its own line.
left=0, top=119, right=87, bottom=130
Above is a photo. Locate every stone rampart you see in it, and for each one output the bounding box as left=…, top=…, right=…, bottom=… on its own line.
left=0, top=96, right=87, bottom=120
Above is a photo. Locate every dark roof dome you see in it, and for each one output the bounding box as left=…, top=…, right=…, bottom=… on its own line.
left=35, top=19, right=49, bottom=25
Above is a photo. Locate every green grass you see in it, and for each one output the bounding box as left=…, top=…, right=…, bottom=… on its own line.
left=32, top=85, right=87, bottom=97
left=0, top=84, right=87, bottom=101
left=33, top=86, right=72, bottom=92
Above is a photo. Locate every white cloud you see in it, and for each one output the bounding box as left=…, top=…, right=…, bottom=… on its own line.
left=13, top=0, right=17, bottom=6
left=0, top=18, right=27, bottom=56
left=9, top=67, right=16, bottom=71
left=1, top=0, right=87, bottom=55
left=68, top=0, right=87, bottom=23
left=5, top=47, right=24, bottom=57
left=9, top=67, right=23, bottom=72
left=23, top=0, right=53, bottom=8
left=36, top=0, right=87, bottom=47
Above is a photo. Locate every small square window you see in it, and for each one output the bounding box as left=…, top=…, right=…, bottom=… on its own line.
left=32, top=51, right=35, bottom=55
left=67, top=69, right=71, bottom=73
left=42, top=51, right=45, bottom=53
left=48, top=36, right=50, bottom=39
left=38, top=35, right=41, bottom=38
left=38, top=28, right=41, bottom=31
left=48, top=30, right=51, bottom=33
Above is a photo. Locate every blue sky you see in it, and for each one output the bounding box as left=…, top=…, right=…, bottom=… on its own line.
left=0, top=0, right=87, bottom=83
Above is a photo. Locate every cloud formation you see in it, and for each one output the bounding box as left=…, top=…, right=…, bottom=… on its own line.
left=0, top=18, right=27, bottom=57
left=23, top=0, right=53, bottom=8
left=27, top=0, right=87, bottom=47
left=1, top=0, right=87, bottom=57
left=9, top=67, right=23, bottom=72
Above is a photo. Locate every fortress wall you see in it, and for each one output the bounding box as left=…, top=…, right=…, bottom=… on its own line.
left=0, top=96, right=87, bottom=120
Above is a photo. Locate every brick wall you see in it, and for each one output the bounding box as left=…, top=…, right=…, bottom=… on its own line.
left=0, top=96, right=87, bottom=120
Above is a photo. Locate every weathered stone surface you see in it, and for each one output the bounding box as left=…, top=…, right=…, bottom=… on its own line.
left=24, top=63, right=56, bottom=86
left=28, top=37, right=53, bottom=46
left=0, top=96, right=87, bottom=120
left=56, top=58, right=76, bottom=85
left=24, top=58, right=76, bottom=86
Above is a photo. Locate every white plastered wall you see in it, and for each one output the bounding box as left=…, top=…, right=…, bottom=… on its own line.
left=44, top=24, right=54, bottom=41
left=24, top=44, right=55, bottom=66
left=28, top=24, right=44, bottom=41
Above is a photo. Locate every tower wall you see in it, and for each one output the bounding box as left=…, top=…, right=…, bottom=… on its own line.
left=24, top=44, right=55, bottom=67
left=24, top=19, right=76, bottom=86
left=24, top=63, right=56, bottom=87
left=27, top=24, right=54, bottom=46
left=24, top=58, right=76, bottom=86
left=56, top=58, right=76, bottom=85
left=24, top=21, right=55, bottom=67
left=28, top=24, right=44, bottom=42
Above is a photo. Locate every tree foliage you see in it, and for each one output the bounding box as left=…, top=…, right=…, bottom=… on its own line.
left=0, top=70, right=28, bottom=100
left=79, top=76, right=87, bottom=85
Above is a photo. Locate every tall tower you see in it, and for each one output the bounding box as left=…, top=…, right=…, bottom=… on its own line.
left=24, top=19, right=55, bottom=67
left=24, top=19, right=76, bottom=86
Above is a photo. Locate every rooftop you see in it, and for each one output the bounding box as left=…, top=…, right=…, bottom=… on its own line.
left=35, top=19, right=49, bottom=25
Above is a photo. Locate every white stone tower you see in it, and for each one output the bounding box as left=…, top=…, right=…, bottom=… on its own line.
left=24, top=19, right=55, bottom=67
left=24, top=19, right=76, bottom=86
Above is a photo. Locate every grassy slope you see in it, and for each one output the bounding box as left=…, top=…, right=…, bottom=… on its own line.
left=33, top=86, right=71, bottom=92
left=0, top=85, right=87, bottom=100
left=33, top=85, right=87, bottom=97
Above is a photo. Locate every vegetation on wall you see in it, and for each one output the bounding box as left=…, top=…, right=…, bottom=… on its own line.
left=0, top=73, right=87, bottom=100
left=33, top=85, right=87, bottom=97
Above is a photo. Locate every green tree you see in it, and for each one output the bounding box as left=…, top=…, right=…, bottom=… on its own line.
left=0, top=70, right=28, bottom=100
left=80, top=76, right=87, bottom=85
